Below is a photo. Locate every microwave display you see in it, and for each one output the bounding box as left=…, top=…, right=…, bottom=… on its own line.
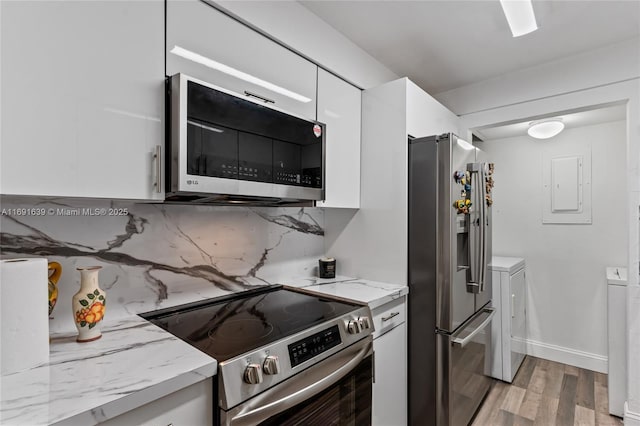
left=185, top=81, right=323, bottom=189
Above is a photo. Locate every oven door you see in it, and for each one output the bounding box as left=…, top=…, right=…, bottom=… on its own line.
left=221, top=337, right=373, bottom=426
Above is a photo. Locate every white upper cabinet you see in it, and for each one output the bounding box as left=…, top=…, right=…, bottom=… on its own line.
left=0, top=1, right=164, bottom=200
left=316, top=70, right=361, bottom=208
left=166, top=1, right=317, bottom=120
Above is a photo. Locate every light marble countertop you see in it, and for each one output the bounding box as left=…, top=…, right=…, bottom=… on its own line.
left=281, top=276, right=409, bottom=310
left=0, top=276, right=408, bottom=426
left=0, top=315, right=217, bottom=426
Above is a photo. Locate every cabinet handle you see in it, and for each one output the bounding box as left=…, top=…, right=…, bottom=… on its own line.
left=244, top=90, right=275, bottom=104
left=153, top=145, right=162, bottom=193
left=381, top=312, right=400, bottom=322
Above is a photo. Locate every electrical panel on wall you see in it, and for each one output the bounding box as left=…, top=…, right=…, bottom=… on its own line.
left=542, top=144, right=592, bottom=224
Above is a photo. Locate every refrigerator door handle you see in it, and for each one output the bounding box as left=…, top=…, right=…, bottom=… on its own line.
left=467, top=162, right=486, bottom=293
left=451, top=308, right=495, bottom=348
left=479, top=163, right=488, bottom=293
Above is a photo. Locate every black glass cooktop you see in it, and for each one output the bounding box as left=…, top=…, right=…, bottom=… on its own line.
left=140, top=285, right=359, bottom=361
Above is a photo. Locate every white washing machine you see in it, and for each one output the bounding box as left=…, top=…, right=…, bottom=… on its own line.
left=607, top=266, right=627, bottom=418
left=489, top=256, right=526, bottom=383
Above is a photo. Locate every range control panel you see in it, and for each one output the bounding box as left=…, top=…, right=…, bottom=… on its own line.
left=288, top=325, right=341, bottom=368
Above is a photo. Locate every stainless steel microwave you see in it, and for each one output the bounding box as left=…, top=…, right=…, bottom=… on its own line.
left=167, top=73, right=325, bottom=204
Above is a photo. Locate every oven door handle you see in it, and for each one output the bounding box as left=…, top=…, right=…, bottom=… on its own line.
left=227, top=338, right=373, bottom=426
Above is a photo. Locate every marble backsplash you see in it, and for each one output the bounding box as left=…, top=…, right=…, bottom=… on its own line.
left=0, top=197, right=324, bottom=333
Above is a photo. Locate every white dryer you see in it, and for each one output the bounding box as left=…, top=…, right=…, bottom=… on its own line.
left=489, top=256, right=526, bottom=383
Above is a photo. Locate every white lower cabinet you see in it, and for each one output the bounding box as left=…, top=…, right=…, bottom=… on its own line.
left=372, top=297, right=407, bottom=426
left=99, top=378, right=213, bottom=426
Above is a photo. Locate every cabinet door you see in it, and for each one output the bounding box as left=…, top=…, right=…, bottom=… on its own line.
left=373, top=322, right=407, bottom=426
left=166, top=0, right=316, bottom=120
left=316, top=69, right=361, bottom=208
left=1, top=1, right=164, bottom=200
left=99, top=378, right=213, bottom=426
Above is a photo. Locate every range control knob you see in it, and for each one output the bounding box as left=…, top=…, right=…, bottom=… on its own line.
left=358, top=316, right=372, bottom=330
left=243, top=363, right=263, bottom=384
left=263, top=355, right=281, bottom=375
left=347, top=319, right=362, bottom=334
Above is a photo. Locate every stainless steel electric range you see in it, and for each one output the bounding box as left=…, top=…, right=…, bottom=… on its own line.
left=141, top=285, right=374, bottom=426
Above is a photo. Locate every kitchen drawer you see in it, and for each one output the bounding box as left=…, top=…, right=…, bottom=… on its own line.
left=372, top=296, right=406, bottom=339
left=166, top=0, right=317, bottom=120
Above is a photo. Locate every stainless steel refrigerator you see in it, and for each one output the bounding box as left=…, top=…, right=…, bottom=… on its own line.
left=408, top=133, right=496, bottom=426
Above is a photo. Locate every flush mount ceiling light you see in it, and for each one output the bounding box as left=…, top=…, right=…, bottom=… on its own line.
left=170, top=45, right=312, bottom=103
left=499, top=0, right=538, bottom=37
left=527, top=119, right=565, bottom=139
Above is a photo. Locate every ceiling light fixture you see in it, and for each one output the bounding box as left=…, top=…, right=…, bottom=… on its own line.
left=499, top=0, right=538, bottom=37
left=170, top=45, right=312, bottom=103
left=527, top=119, right=565, bottom=139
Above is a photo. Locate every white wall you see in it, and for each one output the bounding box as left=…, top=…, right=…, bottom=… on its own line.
left=406, top=79, right=467, bottom=138
left=482, top=120, right=627, bottom=372
left=211, top=1, right=398, bottom=89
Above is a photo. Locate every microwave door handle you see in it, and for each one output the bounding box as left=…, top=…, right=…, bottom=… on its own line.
left=244, top=90, right=275, bottom=104
left=228, top=339, right=373, bottom=426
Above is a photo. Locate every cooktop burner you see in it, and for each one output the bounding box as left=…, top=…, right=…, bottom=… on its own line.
left=141, top=285, right=360, bottom=361
left=213, top=319, right=274, bottom=341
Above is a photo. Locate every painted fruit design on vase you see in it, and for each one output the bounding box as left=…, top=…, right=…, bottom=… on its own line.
left=72, top=266, right=106, bottom=343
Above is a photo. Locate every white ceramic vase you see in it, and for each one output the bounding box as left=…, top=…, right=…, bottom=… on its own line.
left=72, top=266, right=106, bottom=343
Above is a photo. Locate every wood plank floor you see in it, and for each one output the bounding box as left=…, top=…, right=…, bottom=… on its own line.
left=471, top=356, right=623, bottom=426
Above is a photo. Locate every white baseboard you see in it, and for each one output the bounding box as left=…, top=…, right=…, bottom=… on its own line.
left=624, top=402, right=640, bottom=425
left=524, top=338, right=608, bottom=373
